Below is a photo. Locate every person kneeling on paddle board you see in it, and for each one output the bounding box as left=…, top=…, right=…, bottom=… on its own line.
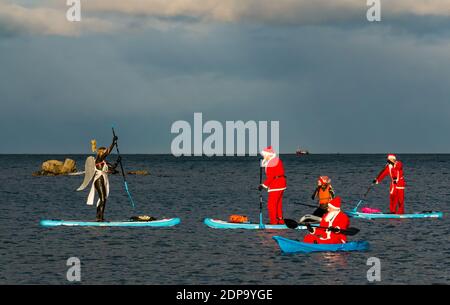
left=258, top=146, right=287, bottom=225
left=373, top=154, right=406, bottom=214
left=77, top=136, right=119, bottom=222
left=311, top=176, right=335, bottom=217
left=303, top=197, right=349, bottom=244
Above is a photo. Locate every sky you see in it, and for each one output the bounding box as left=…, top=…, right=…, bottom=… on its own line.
left=0, top=0, right=450, bottom=154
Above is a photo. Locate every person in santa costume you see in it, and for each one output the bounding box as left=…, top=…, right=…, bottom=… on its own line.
left=303, top=197, right=349, bottom=244
left=373, top=154, right=406, bottom=214
left=258, top=146, right=287, bottom=225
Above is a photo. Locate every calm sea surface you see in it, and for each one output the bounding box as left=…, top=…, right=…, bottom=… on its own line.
left=0, top=154, right=448, bottom=284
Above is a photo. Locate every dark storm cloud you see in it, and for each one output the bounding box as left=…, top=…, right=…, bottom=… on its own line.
left=0, top=1, right=450, bottom=153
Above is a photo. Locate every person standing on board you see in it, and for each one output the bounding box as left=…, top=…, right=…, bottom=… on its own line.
left=303, top=197, right=349, bottom=244
left=373, top=154, right=406, bottom=214
left=311, top=176, right=335, bottom=217
left=77, top=136, right=119, bottom=221
left=258, top=146, right=287, bottom=225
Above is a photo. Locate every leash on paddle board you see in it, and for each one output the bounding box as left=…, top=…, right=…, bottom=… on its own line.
left=112, top=127, right=136, bottom=209
left=259, top=160, right=264, bottom=229
left=284, top=219, right=359, bottom=236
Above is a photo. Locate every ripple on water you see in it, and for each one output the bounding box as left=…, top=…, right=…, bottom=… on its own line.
left=0, top=154, right=449, bottom=284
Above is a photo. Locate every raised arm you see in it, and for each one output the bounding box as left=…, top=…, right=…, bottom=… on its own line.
left=105, top=135, right=118, bottom=156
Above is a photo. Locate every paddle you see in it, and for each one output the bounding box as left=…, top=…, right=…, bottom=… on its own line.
left=112, top=127, right=136, bottom=208
left=294, top=202, right=318, bottom=209
left=258, top=160, right=264, bottom=229
left=352, top=183, right=375, bottom=212
left=284, top=219, right=360, bottom=236
left=353, top=177, right=379, bottom=212
left=354, top=165, right=388, bottom=211
left=364, top=183, right=374, bottom=197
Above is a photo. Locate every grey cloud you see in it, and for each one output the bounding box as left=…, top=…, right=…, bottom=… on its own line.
left=1, top=0, right=450, bottom=38
left=1, top=21, right=450, bottom=153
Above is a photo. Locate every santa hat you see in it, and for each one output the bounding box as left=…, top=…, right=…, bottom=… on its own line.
left=318, top=176, right=331, bottom=186
left=328, top=197, right=341, bottom=209
left=261, top=146, right=276, bottom=157
left=387, top=154, right=397, bottom=162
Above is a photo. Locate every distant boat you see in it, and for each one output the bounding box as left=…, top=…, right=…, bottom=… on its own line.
left=296, top=148, right=310, bottom=156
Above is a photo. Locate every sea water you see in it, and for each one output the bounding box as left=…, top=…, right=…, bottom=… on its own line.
left=0, top=154, right=448, bottom=284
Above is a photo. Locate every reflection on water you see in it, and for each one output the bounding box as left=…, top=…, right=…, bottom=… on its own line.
left=319, top=253, right=349, bottom=269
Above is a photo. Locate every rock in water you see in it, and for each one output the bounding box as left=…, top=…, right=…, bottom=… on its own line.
left=61, top=159, right=76, bottom=174
left=36, top=159, right=77, bottom=176
left=127, top=170, right=149, bottom=176
left=41, top=160, right=64, bottom=174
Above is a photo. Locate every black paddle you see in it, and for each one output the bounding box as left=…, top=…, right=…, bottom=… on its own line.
left=353, top=164, right=389, bottom=211
left=353, top=182, right=375, bottom=212
left=112, top=127, right=136, bottom=208
left=354, top=171, right=382, bottom=212
left=294, top=202, right=318, bottom=209
left=364, top=184, right=374, bottom=197
left=284, top=219, right=360, bottom=236
left=366, top=165, right=388, bottom=196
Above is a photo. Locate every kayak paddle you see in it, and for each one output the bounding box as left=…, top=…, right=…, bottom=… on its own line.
left=294, top=202, right=318, bottom=209
left=284, top=219, right=360, bottom=236
left=112, top=127, right=136, bottom=209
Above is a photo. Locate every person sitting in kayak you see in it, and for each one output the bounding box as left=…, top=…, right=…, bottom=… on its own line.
left=258, top=146, right=287, bottom=225
left=77, top=135, right=119, bottom=222
left=373, top=154, right=406, bottom=214
left=303, top=197, right=349, bottom=244
left=311, top=176, right=335, bottom=217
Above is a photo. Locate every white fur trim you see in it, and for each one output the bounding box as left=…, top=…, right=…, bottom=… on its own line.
left=328, top=203, right=340, bottom=210
left=387, top=155, right=397, bottom=162
left=261, top=154, right=277, bottom=167
left=267, top=187, right=287, bottom=192
left=324, top=210, right=339, bottom=222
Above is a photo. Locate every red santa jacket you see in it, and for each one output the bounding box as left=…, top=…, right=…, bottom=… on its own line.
left=262, top=157, right=287, bottom=192
left=313, top=210, right=350, bottom=243
left=376, top=161, right=406, bottom=194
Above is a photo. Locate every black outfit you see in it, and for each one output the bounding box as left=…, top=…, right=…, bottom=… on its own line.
left=95, top=176, right=108, bottom=221
left=94, top=137, right=118, bottom=221
left=312, top=205, right=328, bottom=217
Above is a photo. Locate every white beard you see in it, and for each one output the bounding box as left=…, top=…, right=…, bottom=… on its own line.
left=261, top=155, right=276, bottom=167
left=324, top=210, right=340, bottom=223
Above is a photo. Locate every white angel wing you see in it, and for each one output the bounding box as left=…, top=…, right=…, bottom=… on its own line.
left=76, top=156, right=96, bottom=191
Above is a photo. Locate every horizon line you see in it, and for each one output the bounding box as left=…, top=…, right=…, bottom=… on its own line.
left=1, top=152, right=450, bottom=155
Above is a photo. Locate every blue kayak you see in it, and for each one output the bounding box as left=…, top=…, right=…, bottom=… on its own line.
left=204, top=218, right=307, bottom=230
left=40, top=218, right=180, bottom=227
left=273, top=236, right=370, bottom=254
left=346, top=210, right=443, bottom=220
